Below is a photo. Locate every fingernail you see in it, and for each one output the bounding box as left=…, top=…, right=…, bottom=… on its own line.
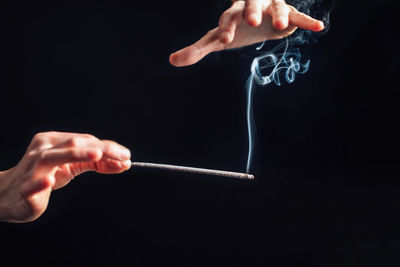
left=121, top=159, right=132, bottom=169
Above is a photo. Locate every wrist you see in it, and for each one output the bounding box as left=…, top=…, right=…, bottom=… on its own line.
left=0, top=168, right=12, bottom=192
left=0, top=169, right=13, bottom=222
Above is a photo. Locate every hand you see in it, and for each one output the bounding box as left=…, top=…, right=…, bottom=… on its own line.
left=0, top=131, right=132, bottom=223
left=169, top=0, right=324, bottom=67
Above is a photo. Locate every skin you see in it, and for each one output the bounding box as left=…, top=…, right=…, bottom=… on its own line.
left=0, top=132, right=131, bottom=223
left=169, top=0, right=325, bottom=67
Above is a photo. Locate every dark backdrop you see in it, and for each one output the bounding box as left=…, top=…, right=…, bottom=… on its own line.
left=1, top=0, right=400, bottom=266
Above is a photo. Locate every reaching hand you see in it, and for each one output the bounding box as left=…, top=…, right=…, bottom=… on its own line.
left=0, top=132, right=131, bottom=223
left=169, top=0, right=324, bottom=67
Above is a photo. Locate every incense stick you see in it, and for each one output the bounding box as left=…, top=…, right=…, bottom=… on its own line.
left=131, top=162, right=254, bottom=180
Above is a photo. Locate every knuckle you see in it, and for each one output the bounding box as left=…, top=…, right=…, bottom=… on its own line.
left=218, top=16, right=224, bottom=26
left=44, top=131, right=58, bottom=135
left=246, top=5, right=256, bottom=13
left=219, top=24, right=228, bottom=32
left=232, top=0, right=244, bottom=8
left=81, top=133, right=98, bottom=140
left=26, top=150, right=39, bottom=160
left=284, top=5, right=291, bottom=13
left=222, top=11, right=230, bottom=17
left=192, top=43, right=203, bottom=57
left=70, top=162, right=82, bottom=177
left=37, top=151, right=48, bottom=165
left=33, top=132, right=44, bottom=139
left=271, top=2, right=281, bottom=8
left=232, top=11, right=242, bottom=21
left=248, top=0, right=261, bottom=9
left=102, top=140, right=119, bottom=155
left=32, top=132, right=45, bottom=141
left=31, top=133, right=48, bottom=147
left=67, top=137, right=81, bottom=147
left=102, top=140, right=115, bottom=150
left=68, top=149, right=80, bottom=160
left=272, top=2, right=286, bottom=12
left=219, top=12, right=231, bottom=25
left=21, top=152, right=39, bottom=171
left=288, top=5, right=296, bottom=12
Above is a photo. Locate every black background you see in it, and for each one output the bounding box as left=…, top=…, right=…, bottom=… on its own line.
left=1, top=0, right=400, bottom=266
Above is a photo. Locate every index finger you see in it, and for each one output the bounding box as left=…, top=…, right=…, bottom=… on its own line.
left=52, top=136, right=131, bottom=161
left=36, top=147, right=103, bottom=170
left=28, top=131, right=99, bottom=151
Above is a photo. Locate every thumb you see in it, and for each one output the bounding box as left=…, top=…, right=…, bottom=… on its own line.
left=170, top=29, right=224, bottom=67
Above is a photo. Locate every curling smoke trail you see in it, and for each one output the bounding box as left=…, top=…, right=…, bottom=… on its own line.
left=245, top=0, right=335, bottom=173
left=246, top=38, right=310, bottom=173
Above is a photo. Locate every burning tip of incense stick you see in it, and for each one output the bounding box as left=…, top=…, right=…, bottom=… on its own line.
left=131, top=162, right=254, bottom=180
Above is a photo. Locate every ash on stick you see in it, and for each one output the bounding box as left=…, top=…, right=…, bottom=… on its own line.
left=131, top=162, right=254, bottom=180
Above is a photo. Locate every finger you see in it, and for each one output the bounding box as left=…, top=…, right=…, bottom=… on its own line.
left=20, top=176, right=55, bottom=198
left=30, top=131, right=98, bottom=149
left=170, top=29, right=224, bottom=67
left=245, top=0, right=264, bottom=26
left=37, top=147, right=103, bottom=170
left=101, top=140, right=131, bottom=161
left=46, top=132, right=98, bottom=144
left=218, top=1, right=244, bottom=44
left=169, top=45, right=203, bottom=67
left=80, top=158, right=132, bottom=174
left=289, top=9, right=324, bottom=32
left=269, top=3, right=290, bottom=30
left=53, top=137, right=131, bottom=161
